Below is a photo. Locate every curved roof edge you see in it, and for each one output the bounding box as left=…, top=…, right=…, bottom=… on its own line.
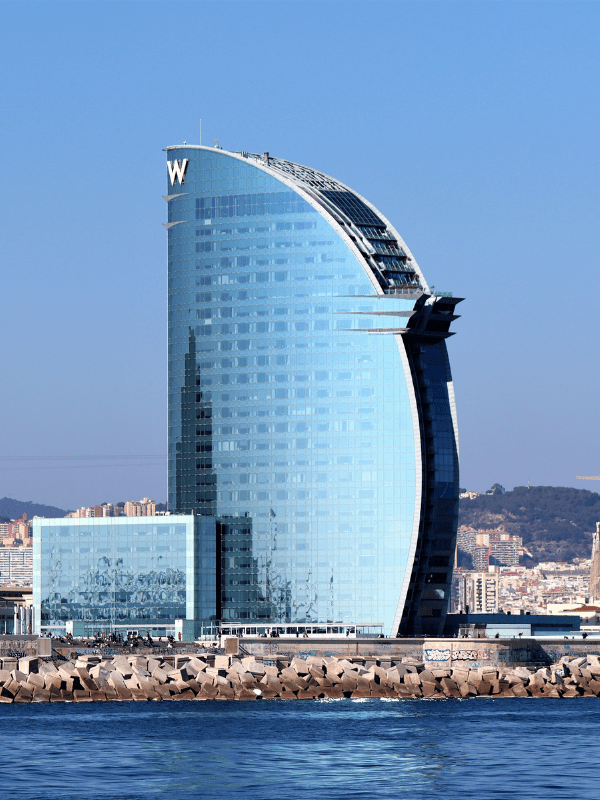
left=166, top=145, right=430, bottom=295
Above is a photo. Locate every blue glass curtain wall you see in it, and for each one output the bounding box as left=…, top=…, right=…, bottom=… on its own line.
left=33, top=516, right=200, bottom=634
left=166, top=147, right=459, bottom=635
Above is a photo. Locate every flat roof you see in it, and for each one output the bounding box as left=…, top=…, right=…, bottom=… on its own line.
left=446, top=613, right=580, bottom=624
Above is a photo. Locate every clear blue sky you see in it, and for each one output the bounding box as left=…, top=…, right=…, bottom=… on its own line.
left=1, top=0, right=599, bottom=510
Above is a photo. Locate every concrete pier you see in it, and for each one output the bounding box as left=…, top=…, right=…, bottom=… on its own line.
left=229, top=636, right=600, bottom=669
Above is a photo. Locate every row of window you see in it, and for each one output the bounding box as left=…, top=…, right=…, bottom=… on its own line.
left=206, top=489, right=411, bottom=500
left=369, top=240, right=406, bottom=257
left=191, top=303, right=398, bottom=318
left=175, top=455, right=410, bottom=468
left=190, top=370, right=376, bottom=383
left=187, top=260, right=352, bottom=274
left=175, top=285, right=379, bottom=302
left=198, top=436, right=384, bottom=452
left=185, top=321, right=398, bottom=335
left=184, top=269, right=355, bottom=285
left=170, top=404, right=386, bottom=418
left=188, top=298, right=394, bottom=316
left=196, top=221, right=318, bottom=235
left=195, top=239, right=336, bottom=253
left=190, top=355, right=377, bottom=367
left=179, top=387, right=378, bottom=402
left=42, top=608, right=186, bottom=621
left=195, top=192, right=314, bottom=219
left=170, top=340, right=382, bottom=356
left=357, top=226, right=395, bottom=240
left=181, top=465, right=415, bottom=478
left=192, top=247, right=345, bottom=265
left=193, top=420, right=377, bottom=434
left=173, top=246, right=351, bottom=265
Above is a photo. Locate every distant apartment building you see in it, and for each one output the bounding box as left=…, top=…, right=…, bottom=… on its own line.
left=458, top=527, right=522, bottom=569
left=0, top=514, right=33, bottom=548
left=67, top=503, right=123, bottom=518
left=124, top=498, right=156, bottom=517
left=101, top=504, right=119, bottom=517
left=490, top=536, right=521, bottom=567
left=473, top=545, right=492, bottom=571
left=66, top=499, right=157, bottom=519
left=0, top=547, right=33, bottom=585
left=453, top=569, right=499, bottom=614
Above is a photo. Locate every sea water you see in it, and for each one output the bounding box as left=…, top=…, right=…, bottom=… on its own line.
left=1, top=698, right=599, bottom=800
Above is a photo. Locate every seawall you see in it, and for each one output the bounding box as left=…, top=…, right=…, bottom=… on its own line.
left=2, top=650, right=600, bottom=702
left=229, top=636, right=600, bottom=669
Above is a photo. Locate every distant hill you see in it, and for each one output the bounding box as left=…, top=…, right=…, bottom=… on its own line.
left=0, top=497, right=69, bottom=520
left=2, top=487, right=598, bottom=566
left=0, top=498, right=166, bottom=521
left=459, top=485, right=600, bottom=565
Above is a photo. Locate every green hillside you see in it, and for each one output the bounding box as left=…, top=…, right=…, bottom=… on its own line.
left=459, top=485, right=600, bottom=565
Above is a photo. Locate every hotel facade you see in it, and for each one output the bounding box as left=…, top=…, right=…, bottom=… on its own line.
left=166, top=145, right=461, bottom=637
left=32, top=144, right=460, bottom=638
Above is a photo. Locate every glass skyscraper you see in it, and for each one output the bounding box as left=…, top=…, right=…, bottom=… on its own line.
left=166, top=145, right=461, bottom=637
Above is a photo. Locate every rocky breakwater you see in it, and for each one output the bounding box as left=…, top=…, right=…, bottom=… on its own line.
left=2, top=653, right=600, bottom=702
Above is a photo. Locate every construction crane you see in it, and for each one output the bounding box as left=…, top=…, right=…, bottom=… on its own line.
left=577, top=476, right=600, bottom=480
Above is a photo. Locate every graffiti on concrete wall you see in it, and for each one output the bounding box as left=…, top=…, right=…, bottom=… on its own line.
left=453, top=649, right=485, bottom=661
left=425, top=647, right=495, bottom=662
left=0, top=639, right=37, bottom=658
left=424, top=649, right=451, bottom=662
left=452, top=649, right=477, bottom=661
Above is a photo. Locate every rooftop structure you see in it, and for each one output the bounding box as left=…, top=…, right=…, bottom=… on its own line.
left=444, top=612, right=581, bottom=638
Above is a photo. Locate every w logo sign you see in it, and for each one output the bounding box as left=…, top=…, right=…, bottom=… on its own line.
left=167, top=159, right=189, bottom=186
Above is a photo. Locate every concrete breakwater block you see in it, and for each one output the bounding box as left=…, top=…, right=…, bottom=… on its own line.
left=2, top=652, right=600, bottom=703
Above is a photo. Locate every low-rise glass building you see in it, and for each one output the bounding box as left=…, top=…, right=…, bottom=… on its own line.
left=32, top=515, right=217, bottom=636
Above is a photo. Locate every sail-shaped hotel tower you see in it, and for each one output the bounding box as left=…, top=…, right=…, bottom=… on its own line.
left=166, top=144, right=461, bottom=637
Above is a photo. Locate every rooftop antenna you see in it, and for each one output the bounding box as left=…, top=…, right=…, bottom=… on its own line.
left=215, top=138, right=220, bottom=149
left=199, top=118, right=202, bottom=146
